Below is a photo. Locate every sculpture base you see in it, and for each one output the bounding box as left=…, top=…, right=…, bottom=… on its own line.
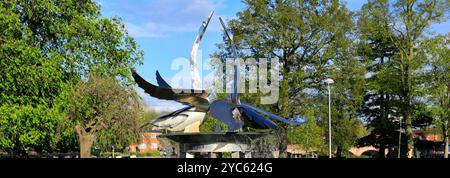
left=158, top=132, right=278, bottom=158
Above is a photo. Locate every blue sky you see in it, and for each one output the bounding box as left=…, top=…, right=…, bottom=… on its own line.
left=96, top=0, right=248, bottom=111
left=94, top=0, right=449, bottom=112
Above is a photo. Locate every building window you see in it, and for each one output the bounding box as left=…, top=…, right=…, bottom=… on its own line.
left=139, top=143, right=147, bottom=150
left=151, top=133, right=157, bottom=138
left=151, top=143, right=158, bottom=149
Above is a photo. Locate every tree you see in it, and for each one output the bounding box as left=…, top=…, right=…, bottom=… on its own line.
left=356, top=0, right=449, bottom=157
left=378, top=0, right=448, bottom=152
left=356, top=0, right=404, bottom=158
left=214, top=0, right=354, bottom=157
left=423, top=34, right=449, bottom=158
left=0, top=0, right=142, bottom=156
left=64, top=74, right=141, bottom=158
left=328, top=43, right=367, bottom=157
left=288, top=111, right=323, bottom=154
left=139, top=109, right=159, bottom=132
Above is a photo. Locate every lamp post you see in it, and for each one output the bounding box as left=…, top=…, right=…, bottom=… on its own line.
left=398, top=117, right=402, bottom=158
left=112, top=145, right=115, bottom=158
left=324, top=78, right=334, bottom=158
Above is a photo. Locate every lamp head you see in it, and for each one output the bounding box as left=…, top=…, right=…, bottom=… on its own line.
left=324, top=79, right=334, bottom=84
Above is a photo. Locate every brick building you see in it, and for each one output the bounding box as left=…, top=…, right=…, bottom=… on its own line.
left=129, top=131, right=162, bottom=153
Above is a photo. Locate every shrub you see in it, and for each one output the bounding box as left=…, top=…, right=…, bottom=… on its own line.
left=137, top=151, right=160, bottom=157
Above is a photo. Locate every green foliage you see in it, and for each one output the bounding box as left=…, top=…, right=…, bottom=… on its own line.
left=423, top=34, right=450, bottom=125
left=212, top=0, right=360, bottom=156
left=64, top=74, right=141, bottom=150
left=139, top=109, right=159, bottom=132
left=213, top=0, right=355, bottom=117
left=288, top=111, right=324, bottom=152
left=99, top=151, right=123, bottom=157
left=200, top=116, right=229, bottom=132
left=0, top=0, right=143, bottom=156
left=356, top=0, right=403, bottom=152
left=423, top=34, right=450, bottom=157
left=0, top=0, right=143, bottom=81
left=376, top=0, right=448, bottom=149
left=221, top=152, right=232, bottom=158
left=328, top=40, right=367, bottom=156
left=356, top=0, right=449, bottom=156
left=0, top=104, right=59, bottom=155
left=137, top=151, right=161, bottom=157
left=333, top=118, right=366, bottom=153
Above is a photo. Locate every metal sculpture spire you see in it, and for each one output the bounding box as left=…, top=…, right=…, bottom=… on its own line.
left=190, top=11, right=214, bottom=90
left=219, top=17, right=239, bottom=105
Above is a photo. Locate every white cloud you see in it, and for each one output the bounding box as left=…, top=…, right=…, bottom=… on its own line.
left=124, top=22, right=164, bottom=38
left=102, top=0, right=227, bottom=38
left=151, top=101, right=186, bottom=113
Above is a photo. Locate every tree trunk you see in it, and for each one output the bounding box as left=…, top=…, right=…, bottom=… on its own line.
left=277, top=125, right=289, bottom=158
left=79, top=134, right=95, bottom=158
left=443, top=122, right=448, bottom=158
left=402, top=90, right=414, bottom=158
left=405, top=46, right=415, bottom=158
left=378, top=145, right=386, bottom=158
left=76, top=125, right=96, bottom=158
left=404, top=112, right=414, bottom=158
left=336, top=146, right=343, bottom=158
left=277, top=66, right=291, bottom=158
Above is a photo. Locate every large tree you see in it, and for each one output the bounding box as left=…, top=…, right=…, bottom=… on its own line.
left=382, top=0, right=448, bottom=152
left=213, top=0, right=354, bottom=157
left=328, top=42, right=367, bottom=157
left=356, top=0, right=404, bottom=158
left=0, top=0, right=142, bottom=156
left=356, top=0, right=449, bottom=157
left=423, top=34, right=450, bottom=158
left=64, top=74, right=141, bottom=158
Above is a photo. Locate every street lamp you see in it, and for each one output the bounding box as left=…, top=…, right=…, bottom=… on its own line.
left=398, top=117, right=402, bottom=158
left=324, top=78, right=334, bottom=158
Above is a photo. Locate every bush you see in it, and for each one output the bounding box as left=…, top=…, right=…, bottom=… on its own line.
left=222, top=152, right=232, bottom=158
left=137, top=151, right=160, bottom=157
left=99, top=152, right=123, bottom=157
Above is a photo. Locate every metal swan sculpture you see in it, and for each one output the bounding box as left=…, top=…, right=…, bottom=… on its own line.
left=133, top=11, right=214, bottom=133
left=132, top=13, right=306, bottom=133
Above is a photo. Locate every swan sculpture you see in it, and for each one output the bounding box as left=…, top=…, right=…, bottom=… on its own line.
left=133, top=13, right=306, bottom=133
